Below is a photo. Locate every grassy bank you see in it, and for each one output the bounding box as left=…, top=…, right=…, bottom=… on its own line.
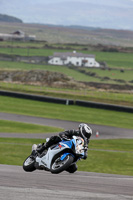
left=78, top=150, right=133, bottom=176
left=0, top=96, right=133, bottom=129
left=0, top=82, right=133, bottom=106
left=0, top=120, right=63, bottom=133
left=0, top=138, right=133, bottom=176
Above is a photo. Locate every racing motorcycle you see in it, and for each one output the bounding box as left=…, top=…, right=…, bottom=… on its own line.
left=23, top=136, right=86, bottom=174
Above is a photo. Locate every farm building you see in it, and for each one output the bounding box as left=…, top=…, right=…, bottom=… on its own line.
left=0, top=30, right=36, bottom=41
left=48, top=51, right=100, bottom=67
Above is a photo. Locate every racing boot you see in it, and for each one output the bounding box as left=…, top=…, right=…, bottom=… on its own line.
left=36, top=143, right=47, bottom=154
left=30, top=144, right=38, bottom=159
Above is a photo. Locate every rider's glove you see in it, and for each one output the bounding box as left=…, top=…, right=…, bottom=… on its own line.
left=84, top=145, right=88, bottom=151
left=83, top=151, right=88, bottom=160
left=82, top=145, right=88, bottom=159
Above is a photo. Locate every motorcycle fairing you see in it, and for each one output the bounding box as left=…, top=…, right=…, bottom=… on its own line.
left=35, top=138, right=82, bottom=170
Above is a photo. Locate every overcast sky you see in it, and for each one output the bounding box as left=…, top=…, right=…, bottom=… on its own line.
left=0, top=0, right=133, bottom=30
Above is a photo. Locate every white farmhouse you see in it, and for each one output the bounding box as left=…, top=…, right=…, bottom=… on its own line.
left=48, top=51, right=100, bottom=67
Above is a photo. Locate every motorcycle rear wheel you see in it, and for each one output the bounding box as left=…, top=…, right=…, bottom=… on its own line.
left=51, top=154, right=74, bottom=174
left=23, top=156, right=36, bottom=172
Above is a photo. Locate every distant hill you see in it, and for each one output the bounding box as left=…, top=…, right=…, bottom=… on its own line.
left=1, top=21, right=133, bottom=47
left=0, top=14, right=23, bottom=23
left=40, top=24, right=100, bottom=31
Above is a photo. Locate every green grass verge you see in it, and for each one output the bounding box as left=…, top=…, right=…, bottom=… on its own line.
left=0, top=138, right=133, bottom=176
left=78, top=150, right=133, bottom=176
left=0, top=138, right=43, bottom=166
left=0, top=96, right=133, bottom=129
left=0, top=120, right=63, bottom=133
left=78, top=139, right=133, bottom=175
left=90, top=139, right=133, bottom=151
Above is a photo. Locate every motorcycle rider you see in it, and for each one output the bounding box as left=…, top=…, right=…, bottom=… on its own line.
left=32, top=123, right=92, bottom=173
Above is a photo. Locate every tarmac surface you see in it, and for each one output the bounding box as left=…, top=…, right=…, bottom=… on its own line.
left=0, top=112, right=133, bottom=199
left=0, top=112, right=133, bottom=139
left=0, top=165, right=133, bottom=200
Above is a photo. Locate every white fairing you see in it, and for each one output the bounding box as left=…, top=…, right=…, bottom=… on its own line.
left=35, top=146, right=67, bottom=170
left=35, top=136, right=84, bottom=170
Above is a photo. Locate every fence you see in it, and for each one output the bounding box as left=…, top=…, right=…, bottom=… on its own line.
left=0, top=90, right=133, bottom=113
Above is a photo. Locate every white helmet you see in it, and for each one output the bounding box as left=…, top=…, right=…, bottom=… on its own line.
left=79, top=123, right=92, bottom=140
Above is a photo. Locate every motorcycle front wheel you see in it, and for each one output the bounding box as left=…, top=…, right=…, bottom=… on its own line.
left=23, top=156, right=36, bottom=172
left=50, top=154, right=74, bottom=174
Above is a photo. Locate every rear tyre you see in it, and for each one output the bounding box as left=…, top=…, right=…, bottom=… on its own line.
left=50, top=154, right=74, bottom=174
left=66, top=163, right=77, bottom=173
left=23, top=156, right=36, bottom=172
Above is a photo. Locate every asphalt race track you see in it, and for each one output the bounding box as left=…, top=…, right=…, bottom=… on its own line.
left=0, top=112, right=133, bottom=139
left=0, top=165, right=133, bottom=200
left=0, top=112, right=133, bottom=199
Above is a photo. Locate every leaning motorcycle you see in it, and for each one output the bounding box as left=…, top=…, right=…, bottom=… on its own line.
left=23, top=136, right=86, bottom=174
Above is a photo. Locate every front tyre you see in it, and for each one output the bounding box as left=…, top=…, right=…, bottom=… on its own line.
left=50, top=154, right=74, bottom=174
left=23, top=156, right=36, bottom=172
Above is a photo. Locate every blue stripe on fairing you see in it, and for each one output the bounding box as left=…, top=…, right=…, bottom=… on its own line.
left=61, top=139, right=76, bottom=148
left=60, top=153, right=74, bottom=160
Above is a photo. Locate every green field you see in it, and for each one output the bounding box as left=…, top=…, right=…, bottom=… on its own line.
left=84, top=67, right=133, bottom=82
left=0, top=96, right=132, bottom=129
left=0, top=60, right=133, bottom=84
left=0, top=41, right=88, bottom=49
left=0, top=47, right=133, bottom=69
left=1, top=137, right=133, bottom=176
left=0, top=60, right=97, bottom=82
